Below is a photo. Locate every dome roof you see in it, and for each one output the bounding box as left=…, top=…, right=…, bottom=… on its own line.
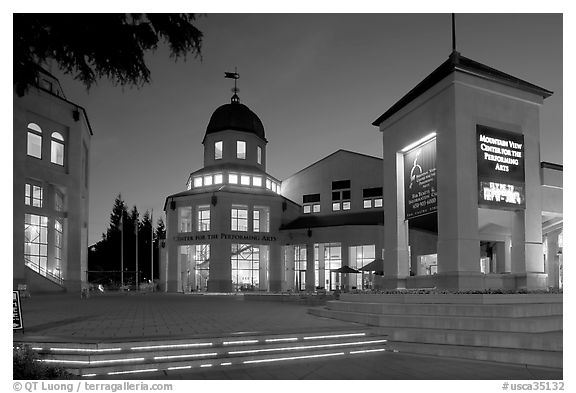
left=206, top=102, right=266, bottom=140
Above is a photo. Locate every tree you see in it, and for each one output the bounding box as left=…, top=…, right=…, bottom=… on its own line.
left=14, top=13, right=203, bottom=95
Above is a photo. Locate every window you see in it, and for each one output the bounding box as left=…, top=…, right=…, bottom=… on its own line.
left=253, top=206, right=270, bottom=233
left=229, top=174, right=238, bottom=184
left=54, top=188, right=64, bottom=212
left=25, top=183, right=43, bottom=207
left=350, top=245, right=375, bottom=289
left=204, top=175, right=213, bottom=186
left=294, top=245, right=307, bottom=291
left=241, top=175, right=250, bottom=186
left=27, top=123, right=42, bottom=158
left=363, top=187, right=383, bottom=209
left=266, top=179, right=272, bottom=190
left=237, top=141, right=246, bottom=159
left=303, top=194, right=321, bottom=214
left=332, top=180, right=351, bottom=212
left=197, top=205, right=210, bottom=231
left=214, top=173, right=223, bottom=184
left=178, top=206, right=193, bottom=233
left=257, top=146, right=262, bottom=164
left=54, top=219, right=63, bottom=278
left=193, top=177, right=202, bottom=187
left=24, top=214, right=48, bottom=272
left=215, top=141, right=223, bottom=160
left=253, top=176, right=262, bottom=187
left=231, top=244, right=259, bottom=291
left=231, top=205, right=248, bottom=231
left=51, top=132, right=65, bottom=165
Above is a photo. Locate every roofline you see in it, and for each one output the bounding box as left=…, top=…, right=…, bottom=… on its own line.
left=35, top=85, right=94, bottom=136
left=283, top=149, right=382, bottom=181
left=372, top=51, right=553, bottom=127
left=163, top=187, right=300, bottom=211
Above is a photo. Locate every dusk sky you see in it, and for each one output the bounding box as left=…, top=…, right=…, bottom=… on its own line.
left=48, top=13, right=562, bottom=246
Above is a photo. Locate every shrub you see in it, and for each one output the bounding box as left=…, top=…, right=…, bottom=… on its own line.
left=13, top=345, right=74, bottom=380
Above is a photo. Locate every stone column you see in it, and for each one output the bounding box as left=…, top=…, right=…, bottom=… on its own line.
left=208, top=239, right=232, bottom=292
left=284, top=245, right=295, bottom=291
left=268, top=244, right=283, bottom=291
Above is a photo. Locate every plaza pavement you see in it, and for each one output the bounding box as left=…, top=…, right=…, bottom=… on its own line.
left=13, top=292, right=563, bottom=380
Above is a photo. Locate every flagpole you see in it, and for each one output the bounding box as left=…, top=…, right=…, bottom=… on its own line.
left=120, top=212, right=124, bottom=289
left=151, top=208, right=154, bottom=291
left=135, top=214, right=139, bottom=291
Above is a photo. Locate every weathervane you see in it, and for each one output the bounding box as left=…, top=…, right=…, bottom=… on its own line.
left=225, top=67, right=240, bottom=103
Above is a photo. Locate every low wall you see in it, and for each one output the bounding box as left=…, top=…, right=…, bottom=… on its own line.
left=244, top=293, right=335, bottom=305
left=339, top=293, right=563, bottom=304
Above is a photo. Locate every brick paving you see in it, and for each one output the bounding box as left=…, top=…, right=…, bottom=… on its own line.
left=13, top=292, right=563, bottom=380
left=15, top=292, right=359, bottom=340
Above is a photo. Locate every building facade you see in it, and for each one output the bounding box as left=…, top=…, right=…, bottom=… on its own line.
left=161, top=95, right=386, bottom=293
left=13, top=68, right=92, bottom=293
left=161, top=57, right=562, bottom=293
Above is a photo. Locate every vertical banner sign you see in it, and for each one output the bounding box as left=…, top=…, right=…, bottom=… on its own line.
left=404, top=139, right=437, bottom=219
left=477, top=125, right=525, bottom=209
left=13, top=291, right=23, bottom=330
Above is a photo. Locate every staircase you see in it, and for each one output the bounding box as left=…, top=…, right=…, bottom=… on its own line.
left=308, top=294, right=563, bottom=369
left=19, top=328, right=389, bottom=377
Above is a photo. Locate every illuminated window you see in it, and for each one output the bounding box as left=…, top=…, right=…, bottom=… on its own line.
left=197, top=205, right=210, bottom=232
left=253, top=176, right=262, bottom=187
left=27, top=123, right=42, bottom=159
left=214, top=173, right=223, bottom=184
left=193, top=177, right=202, bottom=188
left=25, top=183, right=43, bottom=207
left=215, top=141, right=223, bottom=160
left=303, top=194, right=320, bottom=214
left=231, top=205, right=248, bottom=231
left=237, top=141, right=246, bottom=159
left=204, top=175, right=213, bottom=186
left=178, top=206, right=193, bottom=233
left=266, top=179, right=272, bottom=190
left=50, top=132, right=65, bottom=166
left=363, top=187, right=383, bottom=209
left=253, top=206, right=270, bottom=233
left=54, top=219, right=63, bottom=278
left=257, top=146, right=262, bottom=164
left=229, top=174, right=238, bottom=184
left=241, top=175, right=250, bottom=185
left=350, top=245, right=375, bottom=289
left=231, top=244, right=259, bottom=291
left=24, top=214, right=48, bottom=272
left=332, top=180, right=351, bottom=212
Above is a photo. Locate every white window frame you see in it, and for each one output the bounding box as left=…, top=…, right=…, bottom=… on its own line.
left=257, top=146, right=262, bottom=164
left=231, top=205, right=249, bottom=232
left=215, top=141, right=223, bottom=160
left=50, top=132, right=65, bottom=166
left=178, top=206, right=193, bottom=233
left=237, top=141, right=246, bottom=159
left=27, top=123, right=43, bottom=159
left=197, top=205, right=211, bottom=232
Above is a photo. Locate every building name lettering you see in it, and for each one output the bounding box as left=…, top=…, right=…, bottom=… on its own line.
left=173, top=233, right=277, bottom=242
left=478, top=134, right=523, bottom=172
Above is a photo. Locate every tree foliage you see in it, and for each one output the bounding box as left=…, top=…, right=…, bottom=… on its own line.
left=14, top=13, right=203, bottom=94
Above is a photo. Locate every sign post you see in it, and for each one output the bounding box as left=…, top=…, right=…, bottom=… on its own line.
left=13, top=291, right=23, bottom=332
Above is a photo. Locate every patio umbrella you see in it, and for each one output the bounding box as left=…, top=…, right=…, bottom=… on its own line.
left=332, top=265, right=361, bottom=274
left=359, top=258, right=384, bottom=272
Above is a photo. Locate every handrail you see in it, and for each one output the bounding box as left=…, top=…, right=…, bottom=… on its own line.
left=24, top=259, right=64, bottom=285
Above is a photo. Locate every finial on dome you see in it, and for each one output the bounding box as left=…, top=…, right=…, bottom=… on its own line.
left=224, top=67, right=240, bottom=104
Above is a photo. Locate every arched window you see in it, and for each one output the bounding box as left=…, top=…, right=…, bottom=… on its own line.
left=51, top=132, right=65, bottom=166
left=26, top=123, right=42, bottom=158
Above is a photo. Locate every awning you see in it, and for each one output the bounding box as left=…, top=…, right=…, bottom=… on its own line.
left=359, top=258, right=384, bottom=272
left=331, top=265, right=361, bottom=274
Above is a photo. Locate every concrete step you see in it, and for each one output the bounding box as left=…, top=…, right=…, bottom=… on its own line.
left=20, top=328, right=389, bottom=377
left=326, top=301, right=563, bottom=318
left=309, top=308, right=562, bottom=333
left=388, top=341, right=563, bottom=369
left=390, top=328, right=562, bottom=351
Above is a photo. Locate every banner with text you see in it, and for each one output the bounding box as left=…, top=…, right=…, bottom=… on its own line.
left=476, top=125, right=525, bottom=209
left=404, top=138, right=437, bottom=220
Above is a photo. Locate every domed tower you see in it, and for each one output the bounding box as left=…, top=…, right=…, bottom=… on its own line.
left=202, top=95, right=268, bottom=172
